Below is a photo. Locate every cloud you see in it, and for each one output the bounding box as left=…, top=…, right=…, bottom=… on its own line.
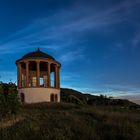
left=1, top=0, right=138, bottom=54
left=59, top=48, right=85, bottom=63
left=0, top=0, right=140, bottom=97
left=1, top=0, right=139, bottom=57
left=60, top=71, right=84, bottom=89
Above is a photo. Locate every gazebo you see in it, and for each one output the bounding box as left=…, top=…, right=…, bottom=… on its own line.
left=16, top=48, right=61, bottom=103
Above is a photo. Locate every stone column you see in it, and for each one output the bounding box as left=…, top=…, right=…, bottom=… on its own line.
left=25, top=61, right=29, bottom=88
left=37, top=61, right=40, bottom=87
left=58, top=66, right=60, bottom=89
left=18, top=63, right=22, bottom=88
left=54, top=64, right=58, bottom=88
left=47, top=62, right=51, bottom=88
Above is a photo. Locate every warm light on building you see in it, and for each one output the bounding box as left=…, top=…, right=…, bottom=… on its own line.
left=16, top=48, right=61, bottom=103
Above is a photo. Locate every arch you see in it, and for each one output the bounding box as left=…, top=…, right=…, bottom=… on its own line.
left=55, top=94, right=58, bottom=102
left=50, top=94, right=54, bottom=102
left=20, top=93, right=25, bottom=103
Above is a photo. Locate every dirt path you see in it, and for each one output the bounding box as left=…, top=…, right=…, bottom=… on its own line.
left=0, top=116, right=24, bottom=128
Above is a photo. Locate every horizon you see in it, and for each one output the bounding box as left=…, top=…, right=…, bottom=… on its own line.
left=0, top=0, right=140, bottom=103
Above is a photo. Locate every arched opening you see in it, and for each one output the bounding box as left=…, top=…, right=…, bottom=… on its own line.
left=20, top=93, right=25, bottom=103
left=50, top=94, right=54, bottom=102
left=55, top=94, right=58, bottom=102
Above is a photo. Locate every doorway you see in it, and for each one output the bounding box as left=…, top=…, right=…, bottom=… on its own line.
left=20, top=93, right=25, bottom=103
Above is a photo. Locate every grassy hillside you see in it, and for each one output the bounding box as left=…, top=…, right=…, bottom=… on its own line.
left=0, top=84, right=140, bottom=140
left=0, top=103, right=140, bottom=140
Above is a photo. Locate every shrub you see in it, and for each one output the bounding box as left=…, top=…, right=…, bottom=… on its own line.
left=0, top=93, right=8, bottom=119
left=0, top=83, right=20, bottom=120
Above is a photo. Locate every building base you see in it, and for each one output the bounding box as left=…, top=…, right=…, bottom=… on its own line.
left=18, top=88, right=60, bottom=103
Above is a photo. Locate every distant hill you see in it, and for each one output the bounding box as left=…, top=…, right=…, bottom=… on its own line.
left=1, top=85, right=140, bottom=140
left=0, top=81, right=139, bottom=108
left=61, top=88, right=140, bottom=108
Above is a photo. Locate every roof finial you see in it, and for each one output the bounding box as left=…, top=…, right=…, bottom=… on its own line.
left=37, top=48, right=40, bottom=51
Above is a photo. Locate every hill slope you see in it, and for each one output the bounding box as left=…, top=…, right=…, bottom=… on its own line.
left=61, top=88, right=140, bottom=108
left=0, top=87, right=140, bottom=140
left=0, top=103, right=140, bottom=140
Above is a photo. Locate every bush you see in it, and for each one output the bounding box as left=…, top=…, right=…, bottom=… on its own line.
left=0, top=83, right=20, bottom=120
left=0, top=93, right=8, bottom=119
left=0, top=93, right=21, bottom=120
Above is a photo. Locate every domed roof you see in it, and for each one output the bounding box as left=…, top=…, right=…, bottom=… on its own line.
left=22, top=48, right=55, bottom=60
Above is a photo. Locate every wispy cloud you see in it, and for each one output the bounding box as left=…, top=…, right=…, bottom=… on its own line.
left=59, top=48, right=85, bottom=63
left=1, top=0, right=138, bottom=54
left=0, top=0, right=140, bottom=97
left=60, top=71, right=84, bottom=89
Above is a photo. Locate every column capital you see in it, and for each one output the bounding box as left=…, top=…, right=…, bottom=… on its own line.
left=17, top=62, right=21, bottom=65
left=47, top=61, right=51, bottom=64
left=23, top=60, right=29, bottom=64
left=25, top=61, right=29, bottom=66
left=36, top=60, right=40, bottom=63
left=17, top=63, right=21, bottom=68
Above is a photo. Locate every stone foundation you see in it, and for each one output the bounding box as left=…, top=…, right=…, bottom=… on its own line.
left=18, top=88, right=60, bottom=103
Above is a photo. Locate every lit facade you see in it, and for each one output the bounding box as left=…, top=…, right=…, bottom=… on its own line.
left=16, top=49, right=61, bottom=103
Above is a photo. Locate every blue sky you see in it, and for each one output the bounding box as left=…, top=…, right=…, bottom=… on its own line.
left=0, top=0, right=140, bottom=98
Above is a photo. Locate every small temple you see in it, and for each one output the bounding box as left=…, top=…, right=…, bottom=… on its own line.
left=16, top=48, right=61, bottom=103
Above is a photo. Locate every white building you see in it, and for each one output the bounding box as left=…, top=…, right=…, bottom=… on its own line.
left=16, top=48, right=61, bottom=103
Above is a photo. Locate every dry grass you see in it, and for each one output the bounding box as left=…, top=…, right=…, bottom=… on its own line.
left=0, top=115, right=24, bottom=128
left=0, top=103, right=140, bottom=140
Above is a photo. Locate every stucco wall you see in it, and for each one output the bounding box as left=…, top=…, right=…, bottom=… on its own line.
left=18, top=88, right=60, bottom=103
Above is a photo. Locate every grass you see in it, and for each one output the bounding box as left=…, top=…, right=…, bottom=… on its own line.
left=0, top=103, right=140, bottom=140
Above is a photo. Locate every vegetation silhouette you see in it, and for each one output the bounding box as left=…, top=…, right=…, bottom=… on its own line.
left=0, top=82, right=140, bottom=140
